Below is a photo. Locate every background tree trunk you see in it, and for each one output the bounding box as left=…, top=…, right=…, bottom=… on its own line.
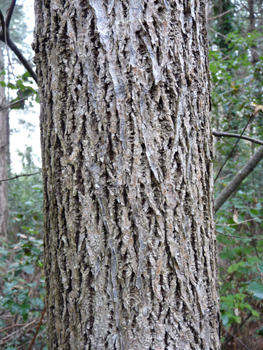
left=34, top=1, right=221, bottom=349
left=0, top=42, right=9, bottom=237
left=248, top=0, right=260, bottom=64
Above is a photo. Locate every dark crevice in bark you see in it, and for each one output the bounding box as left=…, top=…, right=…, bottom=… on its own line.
left=68, top=267, right=72, bottom=294
left=87, top=270, right=95, bottom=334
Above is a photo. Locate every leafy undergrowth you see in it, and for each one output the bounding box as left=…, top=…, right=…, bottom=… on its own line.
left=0, top=228, right=46, bottom=350
left=0, top=167, right=46, bottom=350
left=216, top=192, right=263, bottom=349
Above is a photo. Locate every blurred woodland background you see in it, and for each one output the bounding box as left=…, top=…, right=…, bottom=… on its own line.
left=0, top=0, right=263, bottom=349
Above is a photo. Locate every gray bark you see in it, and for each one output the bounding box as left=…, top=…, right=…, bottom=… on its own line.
left=0, top=42, right=9, bottom=237
left=34, top=1, right=221, bottom=349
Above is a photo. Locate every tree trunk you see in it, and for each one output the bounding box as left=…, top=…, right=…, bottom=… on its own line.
left=0, top=42, right=9, bottom=237
left=34, top=1, right=221, bottom=349
left=248, top=0, right=260, bottom=64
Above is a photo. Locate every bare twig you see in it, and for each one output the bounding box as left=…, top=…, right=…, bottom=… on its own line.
left=0, top=1, right=37, bottom=83
left=221, top=55, right=230, bottom=61
left=213, top=130, right=263, bottom=146
left=0, top=171, right=42, bottom=183
left=216, top=230, right=263, bottom=240
left=5, top=0, right=16, bottom=29
left=208, top=9, right=234, bottom=20
left=216, top=218, right=257, bottom=226
left=28, top=306, right=46, bottom=350
left=0, top=11, right=5, bottom=34
left=5, top=38, right=37, bottom=83
left=208, top=27, right=227, bottom=38
left=214, top=113, right=254, bottom=183
left=214, top=145, right=263, bottom=212
left=223, top=327, right=251, bottom=350
left=0, top=93, right=36, bottom=111
left=0, top=323, right=26, bottom=334
left=0, top=319, right=37, bottom=346
left=222, top=314, right=252, bottom=350
left=256, top=263, right=263, bottom=284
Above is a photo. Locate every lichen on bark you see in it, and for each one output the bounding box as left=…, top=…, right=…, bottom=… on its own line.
left=34, top=0, right=221, bottom=349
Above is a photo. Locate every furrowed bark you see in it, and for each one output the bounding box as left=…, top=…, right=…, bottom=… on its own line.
left=34, top=1, right=221, bottom=349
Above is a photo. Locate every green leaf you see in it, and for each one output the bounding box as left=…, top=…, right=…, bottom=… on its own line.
left=210, top=62, right=218, bottom=73
left=220, top=250, right=235, bottom=260
left=246, top=256, right=261, bottom=265
left=248, top=282, right=263, bottom=300
left=227, top=261, right=245, bottom=273
left=258, top=261, right=263, bottom=273
left=31, top=298, right=44, bottom=309
left=3, top=281, right=17, bottom=293
left=22, top=265, right=34, bottom=274
left=0, top=81, right=6, bottom=87
left=7, top=82, right=17, bottom=90
left=3, top=299, right=14, bottom=308
left=23, top=71, right=31, bottom=78
left=10, top=303, right=21, bottom=314
left=20, top=303, right=31, bottom=320
left=251, top=309, right=259, bottom=317
left=221, top=311, right=229, bottom=326
left=249, top=208, right=259, bottom=216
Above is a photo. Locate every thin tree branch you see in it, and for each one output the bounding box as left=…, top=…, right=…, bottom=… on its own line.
left=213, top=130, right=263, bottom=146
left=0, top=93, right=35, bottom=111
left=214, top=114, right=254, bottom=183
left=6, top=37, right=37, bottom=83
left=0, top=323, right=26, bottom=334
left=221, top=313, right=252, bottom=350
left=0, top=170, right=42, bottom=183
left=240, top=3, right=249, bottom=12
left=28, top=306, right=46, bottom=350
left=0, top=319, right=38, bottom=346
left=0, top=11, right=5, bottom=34
left=5, top=0, right=16, bottom=29
left=208, top=27, right=227, bottom=38
left=0, top=2, right=37, bottom=83
left=216, top=230, right=263, bottom=240
left=214, top=145, right=263, bottom=212
left=208, top=9, right=234, bottom=20
left=223, top=328, right=251, bottom=350
left=216, top=218, right=257, bottom=226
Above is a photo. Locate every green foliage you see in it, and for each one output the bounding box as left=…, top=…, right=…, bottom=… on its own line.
left=248, top=282, right=263, bottom=300
left=209, top=3, right=263, bottom=345
left=0, top=231, right=46, bottom=348
left=0, top=148, right=45, bottom=348
left=0, top=71, right=38, bottom=109
left=8, top=147, right=43, bottom=238
left=0, top=231, right=44, bottom=321
left=216, top=191, right=263, bottom=328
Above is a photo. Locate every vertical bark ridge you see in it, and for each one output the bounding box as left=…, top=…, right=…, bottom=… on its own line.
left=35, top=0, right=221, bottom=349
